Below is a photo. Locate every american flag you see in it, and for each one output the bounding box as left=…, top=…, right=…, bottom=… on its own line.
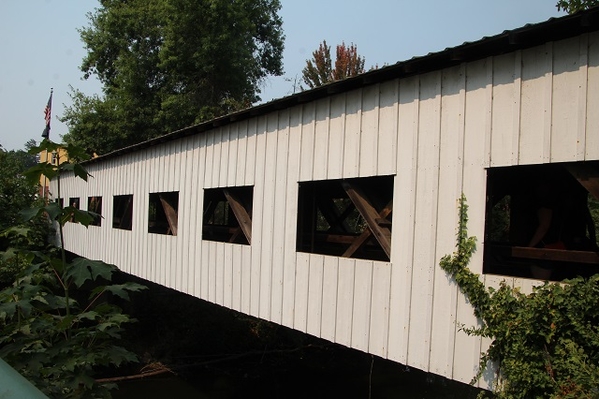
left=42, top=89, right=53, bottom=139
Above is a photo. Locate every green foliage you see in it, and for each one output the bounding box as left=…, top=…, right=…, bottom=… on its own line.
left=62, top=0, right=285, bottom=155
left=440, top=195, right=599, bottom=398
left=301, top=40, right=367, bottom=89
left=556, top=0, right=599, bottom=13
left=0, top=140, right=146, bottom=398
left=0, top=144, right=49, bottom=288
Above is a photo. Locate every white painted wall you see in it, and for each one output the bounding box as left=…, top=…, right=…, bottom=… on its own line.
left=54, top=31, right=599, bottom=388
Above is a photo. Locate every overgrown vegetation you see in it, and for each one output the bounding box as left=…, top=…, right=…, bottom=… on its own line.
left=440, top=195, right=599, bottom=398
left=0, top=140, right=145, bottom=398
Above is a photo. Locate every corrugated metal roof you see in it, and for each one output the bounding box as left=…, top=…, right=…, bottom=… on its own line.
left=86, top=6, right=599, bottom=163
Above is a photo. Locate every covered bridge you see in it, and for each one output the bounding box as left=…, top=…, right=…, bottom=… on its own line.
left=52, top=9, right=599, bottom=388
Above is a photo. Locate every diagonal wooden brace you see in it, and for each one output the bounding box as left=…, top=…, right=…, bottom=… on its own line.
left=159, top=194, right=178, bottom=236
left=342, top=181, right=392, bottom=259
left=223, top=189, right=252, bottom=244
left=565, top=162, right=599, bottom=201
left=342, top=200, right=393, bottom=258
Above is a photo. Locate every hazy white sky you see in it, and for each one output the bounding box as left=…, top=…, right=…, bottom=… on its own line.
left=0, top=0, right=565, bottom=151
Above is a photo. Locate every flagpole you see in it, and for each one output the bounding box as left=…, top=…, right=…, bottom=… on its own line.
left=42, top=88, right=53, bottom=200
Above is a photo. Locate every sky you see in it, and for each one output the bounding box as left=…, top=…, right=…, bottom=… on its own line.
left=0, top=0, right=566, bottom=151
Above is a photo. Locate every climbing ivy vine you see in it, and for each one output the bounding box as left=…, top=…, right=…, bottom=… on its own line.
left=440, top=195, right=599, bottom=399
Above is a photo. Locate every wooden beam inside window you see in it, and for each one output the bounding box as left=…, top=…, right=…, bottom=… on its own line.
left=159, top=194, right=178, bottom=236
left=342, top=181, right=392, bottom=259
left=565, top=163, right=599, bottom=200
left=223, top=189, right=252, bottom=244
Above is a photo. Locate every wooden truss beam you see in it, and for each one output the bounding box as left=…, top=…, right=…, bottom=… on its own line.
left=223, top=189, right=252, bottom=244
left=491, top=244, right=599, bottom=264
left=565, top=163, right=599, bottom=200
left=342, top=181, right=392, bottom=259
left=159, top=194, right=178, bottom=236
left=342, top=200, right=393, bottom=258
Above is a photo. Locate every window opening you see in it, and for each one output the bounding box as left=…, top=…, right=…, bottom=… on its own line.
left=202, top=186, right=253, bottom=245
left=88, top=196, right=102, bottom=227
left=484, top=162, right=599, bottom=281
left=296, top=176, right=394, bottom=261
left=148, top=192, right=179, bottom=235
left=113, top=194, right=133, bottom=230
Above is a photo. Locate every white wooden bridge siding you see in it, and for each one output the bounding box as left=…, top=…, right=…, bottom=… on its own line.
left=57, top=32, right=599, bottom=387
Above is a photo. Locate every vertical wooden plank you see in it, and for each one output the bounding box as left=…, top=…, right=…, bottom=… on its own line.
left=299, top=102, right=316, bottom=182
left=231, top=245, right=242, bottom=312
left=270, top=109, right=290, bottom=324
left=246, top=119, right=258, bottom=186
left=320, top=256, right=339, bottom=342
left=194, top=134, right=208, bottom=298
left=227, top=124, right=239, bottom=186
left=359, top=84, right=379, bottom=177
left=407, top=70, right=442, bottom=372
left=282, top=106, right=302, bottom=327
left=387, top=75, right=419, bottom=365
left=454, top=57, right=494, bottom=386
left=429, top=64, right=465, bottom=377
left=335, top=258, right=355, bottom=347
left=351, top=259, right=373, bottom=352
left=490, top=52, right=521, bottom=167
left=200, top=241, right=210, bottom=300
left=208, top=241, right=218, bottom=303
left=219, top=126, right=230, bottom=186
left=313, top=98, right=330, bottom=181
left=241, top=244, right=252, bottom=315
left=223, top=242, right=233, bottom=308
left=519, top=44, right=553, bottom=165
left=377, top=80, right=399, bottom=176
left=586, top=32, right=599, bottom=160
left=294, top=253, right=310, bottom=332
left=343, top=89, right=362, bottom=178
left=236, top=121, right=249, bottom=186
left=212, top=129, right=223, bottom=187
left=306, top=255, right=324, bottom=337
left=327, top=94, right=346, bottom=180
left=368, top=261, right=391, bottom=358
left=259, top=113, right=278, bottom=319
left=204, top=133, right=215, bottom=189
left=551, top=36, right=587, bottom=162
left=185, top=138, right=199, bottom=295
left=250, top=116, right=267, bottom=317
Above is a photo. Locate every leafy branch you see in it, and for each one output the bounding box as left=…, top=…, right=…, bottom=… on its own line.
left=0, top=140, right=146, bottom=398
left=440, top=195, right=599, bottom=399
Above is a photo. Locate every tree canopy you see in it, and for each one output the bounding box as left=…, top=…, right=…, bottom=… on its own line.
left=62, top=0, right=285, bottom=155
left=556, top=0, right=599, bottom=13
left=301, top=41, right=366, bottom=89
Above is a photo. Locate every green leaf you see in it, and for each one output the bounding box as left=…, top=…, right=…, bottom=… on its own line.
left=19, top=207, right=44, bottom=222
left=22, top=162, right=58, bottom=184
left=65, top=258, right=115, bottom=288
left=103, top=283, right=147, bottom=301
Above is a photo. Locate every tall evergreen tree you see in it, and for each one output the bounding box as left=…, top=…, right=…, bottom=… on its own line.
left=62, top=0, right=285, bottom=154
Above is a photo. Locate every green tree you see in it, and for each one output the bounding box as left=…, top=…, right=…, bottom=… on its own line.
left=62, top=0, right=284, bottom=155
left=0, top=144, right=43, bottom=287
left=0, top=140, right=146, bottom=397
left=301, top=40, right=366, bottom=89
left=556, top=0, right=599, bottom=13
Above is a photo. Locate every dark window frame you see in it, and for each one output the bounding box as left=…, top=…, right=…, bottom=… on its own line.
left=88, top=196, right=103, bottom=227
left=148, top=191, right=179, bottom=236
left=113, top=194, right=133, bottom=231
left=296, top=175, right=394, bottom=262
left=202, top=186, right=254, bottom=245
left=483, top=161, right=599, bottom=281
